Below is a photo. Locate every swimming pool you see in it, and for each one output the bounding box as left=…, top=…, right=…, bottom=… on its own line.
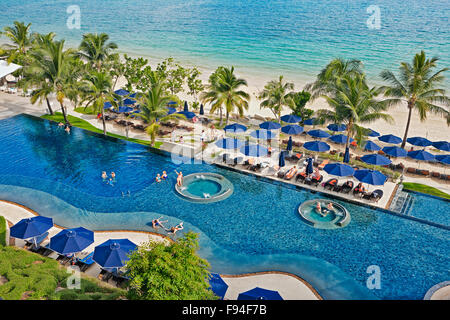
left=0, top=114, right=448, bottom=300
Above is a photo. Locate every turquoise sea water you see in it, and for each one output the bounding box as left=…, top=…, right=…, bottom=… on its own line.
left=1, top=0, right=449, bottom=85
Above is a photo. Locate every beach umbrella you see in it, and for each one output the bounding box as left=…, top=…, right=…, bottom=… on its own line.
left=281, top=125, right=304, bottom=135
left=279, top=151, right=286, bottom=167
left=114, top=89, right=129, bottom=96
left=327, top=123, right=347, bottom=132
left=281, top=114, right=301, bottom=123
left=287, top=136, right=293, bottom=152
left=360, top=154, right=392, bottom=166
left=250, top=130, right=277, bottom=140
left=354, top=169, right=387, bottom=186
left=407, top=136, right=432, bottom=147
left=167, top=100, right=177, bottom=106
left=238, top=287, right=283, bottom=300
left=177, top=111, right=196, bottom=119
left=367, top=129, right=380, bottom=137
left=328, top=134, right=354, bottom=145
left=432, top=141, right=450, bottom=152
left=215, top=138, right=244, bottom=149
left=435, top=154, right=450, bottom=165
left=10, top=216, right=53, bottom=241
left=209, top=273, right=228, bottom=300
left=122, top=98, right=136, bottom=106
left=199, top=104, right=204, bottom=115
left=306, top=158, right=314, bottom=175
left=166, top=107, right=176, bottom=115
left=129, top=92, right=137, bottom=98
left=183, top=101, right=188, bottom=112
left=116, top=106, right=134, bottom=113
left=93, top=239, right=137, bottom=269
left=378, top=134, right=402, bottom=144
left=240, top=144, right=268, bottom=157
left=382, top=146, right=407, bottom=158
left=407, top=150, right=435, bottom=162
left=364, top=141, right=381, bottom=152
left=103, top=102, right=113, bottom=110
left=259, top=121, right=281, bottom=130
left=303, top=141, right=330, bottom=152
left=343, top=147, right=350, bottom=163
left=323, top=163, right=355, bottom=177
left=224, top=123, right=247, bottom=133
left=307, top=129, right=331, bottom=139
left=49, top=227, right=94, bottom=255
left=303, top=118, right=318, bottom=126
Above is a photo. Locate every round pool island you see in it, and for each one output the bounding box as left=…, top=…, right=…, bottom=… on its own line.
left=298, top=199, right=350, bottom=229
left=175, top=172, right=234, bottom=203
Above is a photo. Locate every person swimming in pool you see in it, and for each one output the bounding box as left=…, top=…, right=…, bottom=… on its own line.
left=315, top=201, right=322, bottom=214
left=101, top=171, right=108, bottom=180
left=167, top=222, right=184, bottom=234
left=174, top=170, right=183, bottom=186
left=58, top=122, right=64, bottom=127
left=162, top=171, right=168, bottom=180
left=111, top=172, right=116, bottom=180
left=152, top=216, right=168, bottom=229
left=155, top=174, right=161, bottom=183
left=65, top=125, right=71, bottom=133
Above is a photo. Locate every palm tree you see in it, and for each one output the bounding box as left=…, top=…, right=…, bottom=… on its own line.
left=2, top=21, right=32, bottom=63
left=201, top=66, right=249, bottom=126
left=136, top=83, right=184, bottom=145
left=379, top=51, right=450, bottom=148
left=258, top=75, right=295, bottom=122
left=81, top=71, right=118, bottom=135
left=26, top=40, right=78, bottom=124
left=316, top=73, right=393, bottom=151
left=305, top=58, right=363, bottom=100
left=78, top=33, right=118, bottom=71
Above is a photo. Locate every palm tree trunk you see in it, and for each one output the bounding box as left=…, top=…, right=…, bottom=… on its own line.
left=59, top=101, right=70, bottom=125
left=219, top=108, right=223, bottom=126
left=226, top=111, right=229, bottom=125
left=401, top=102, right=414, bottom=149
left=45, top=98, right=54, bottom=115
left=102, top=113, right=107, bottom=135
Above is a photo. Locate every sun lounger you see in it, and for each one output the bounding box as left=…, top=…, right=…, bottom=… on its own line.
left=353, top=183, right=366, bottom=197
left=318, top=159, right=329, bottom=170
left=362, top=189, right=384, bottom=202
left=340, top=180, right=354, bottom=194
left=305, top=174, right=323, bottom=186
left=99, top=268, right=114, bottom=282
left=406, top=167, right=417, bottom=174
left=323, top=178, right=339, bottom=190
left=284, top=167, right=298, bottom=180
left=231, top=157, right=243, bottom=166
left=249, top=163, right=262, bottom=172
left=75, top=252, right=95, bottom=272
left=296, top=171, right=307, bottom=182
left=277, top=168, right=287, bottom=178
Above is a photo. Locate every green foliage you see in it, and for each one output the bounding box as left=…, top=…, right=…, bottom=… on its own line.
left=0, top=216, right=6, bottom=246
left=289, top=91, right=313, bottom=123
left=187, top=67, right=204, bottom=102
left=156, top=57, right=188, bottom=95
left=78, top=32, right=118, bottom=71
left=258, top=75, right=295, bottom=122
left=0, top=246, right=125, bottom=300
left=402, top=183, right=450, bottom=200
left=126, top=232, right=218, bottom=300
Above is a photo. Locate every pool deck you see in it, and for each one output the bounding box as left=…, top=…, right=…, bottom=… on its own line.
left=0, top=200, right=321, bottom=300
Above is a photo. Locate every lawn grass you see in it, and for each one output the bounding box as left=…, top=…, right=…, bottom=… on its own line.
left=0, top=216, right=6, bottom=246
left=402, top=182, right=450, bottom=200
left=0, top=246, right=126, bottom=300
left=41, top=113, right=162, bottom=149
left=74, top=106, right=97, bottom=115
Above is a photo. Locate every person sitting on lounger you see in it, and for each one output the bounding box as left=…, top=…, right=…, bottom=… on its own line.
left=313, top=168, right=321, bottom=180
left=285, top=166, right=297, bottom=179
left=152, top=217, right=168, bottom=229
left=167, top=222, right=184, bottom=234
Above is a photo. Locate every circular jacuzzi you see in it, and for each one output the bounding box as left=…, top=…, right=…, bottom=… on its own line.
left=298, top=199, right=350, bottom=229
left=175, top=172, right=234, bottom=203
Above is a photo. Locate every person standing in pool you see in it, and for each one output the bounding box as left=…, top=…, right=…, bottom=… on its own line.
left=101, top=171, right=108, bottom=180
left=174, top=170, right=183, bottom=186
left=162, top=171, right=168, bottom=180
left=155, top=174, right=162, bottom=183
left=111, top=172, right=116, bottom=181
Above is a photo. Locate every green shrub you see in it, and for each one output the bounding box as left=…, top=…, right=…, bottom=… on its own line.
left=0, top=216, right=6, bottom=246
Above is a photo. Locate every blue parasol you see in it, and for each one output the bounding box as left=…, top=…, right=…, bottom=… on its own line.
left=367, top=129, right=380, bottom=137
left=209, top=273, right=228, bottom=300
left=327, top=123, right=347, bottom=132
left=49, top=227, right=94, bottom=255
left=114, top=89, right=129, bottom=96
left=281, top=125, right=304, bottom=135
left=10, top=216, right=53, bottom=240
left=303, top=118, right=318, bottom=126
left=378, top=134, right=402, bottom=144
left=215, top=138, right=244, bottom=149
left=240, top=144, right=268, bottom=157
left=303, top=141, right=330, bottom=152
left=354, top=169, right=387, bottom=185
left=382, top=146, right=407, bottom=158
left=238, top=287, right=283, bottom=300
left=93, top=239, right=137, bottom=269
left=281, top=114, right=302, bottom=123
left=328, top=134, right=354, bottom=144
left=224, top=123, right=247, bottom=133
left=364, top=141, right=381, bottom=151
left=360, top=154, right=392, bottom=166
left=435, top=154, right=450, bottom=165
left=323, top=163, right=355, bottom=177
left=279, top=151, right=286, bottom=167
left=259, top=121, right=281, bottom=130
left=250, top=130, right=277, bottom=140
left=177, top=111, right=196, bottom=119
left=407, top=150, right=435, bottom=161
left=406, top=137, right=432, bottom=147
left=307, top=129, right=331, bottom=139
left=432, top=141, right=450, bottom=152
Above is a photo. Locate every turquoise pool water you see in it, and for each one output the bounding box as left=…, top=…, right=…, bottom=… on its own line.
left=187, top=180, right=222, bottom=198
left=0, top=115, right=448, bottom=300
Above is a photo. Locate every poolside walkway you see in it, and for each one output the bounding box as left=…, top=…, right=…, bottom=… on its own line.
left=0, top=200, right=321, bottom=300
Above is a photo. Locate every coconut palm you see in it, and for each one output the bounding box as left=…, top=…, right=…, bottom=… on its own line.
left=316, top=73, right=393, bottom=151
left=200, top=66, right=249, bottom=126
left=258, top=75, right=295, bottom=122
left=78, top=33, right=118, bottom=71
left=26, top=40, right=78, bottom=124
left=136, top=83, right=185, bottom=145
left=81, top=71, right=118, bottom=135
left=379, top=51, right=450, bottom=148
left=2, top=21, right=33, bottom=63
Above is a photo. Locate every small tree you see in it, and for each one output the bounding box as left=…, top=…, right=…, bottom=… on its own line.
left=126, top=232, right=218, bottom=300
left=289, top=91, right=313, bottom=124
left=187, top=67, right=204, bottom=104
left=156, top=57, right=187, bottom=96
